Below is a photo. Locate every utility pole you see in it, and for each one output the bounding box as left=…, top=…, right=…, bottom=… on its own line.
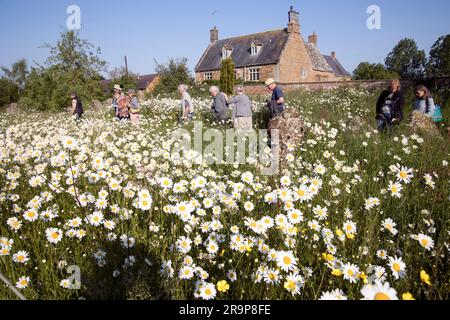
left=124, top=56, right=129, bottom=77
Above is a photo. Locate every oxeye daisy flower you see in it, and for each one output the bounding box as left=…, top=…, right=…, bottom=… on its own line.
left=388, top=256, right=406, bottom=280
left=396, top=166, right=413, bottom=184
left=16, top=276, right=30, bottom=289
left=179, top=266, right=195, bottom=280
left=361, top=281, right=398, bottom=300
left=283, top=273, right=303, bottom=296
left=388, top=181, right=403, bottom=198
left=381, top=218, right=398, bottom=235
left=342, top=263, right=360, bottom=283
left=45, top=228, right=63, bottom=244
left=13, top=251, right=29, bottom=264
left=197, top=282, right=217, bottom=300
left=276, top=251, right=297, bottom=272
left=319, top=289, right=348, bottom=300
left=414, top=234, right=435, bottom=251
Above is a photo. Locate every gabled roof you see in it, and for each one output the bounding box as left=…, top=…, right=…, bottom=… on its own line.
left=137, top=74, right=158, bottom=90
left=99, top=74, right=159, bottom=92
left=304, top=43, right=334, bottom=73
left=323, top=56, right=351, bottom=77
left=196, top=29, right=289, bottom=72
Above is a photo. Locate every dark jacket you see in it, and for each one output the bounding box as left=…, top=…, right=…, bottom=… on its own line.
left=376, top=90, right=405, bottom=121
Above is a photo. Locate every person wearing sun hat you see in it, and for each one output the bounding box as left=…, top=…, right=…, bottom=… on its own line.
left=265, top=78, right=285, bottom=119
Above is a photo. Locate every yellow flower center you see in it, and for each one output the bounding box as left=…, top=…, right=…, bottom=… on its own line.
left=393, top=263, right=401, bottom=272
left=375, top=292, right=390, bottom=300
left=283, top=256, right=292, bottom=265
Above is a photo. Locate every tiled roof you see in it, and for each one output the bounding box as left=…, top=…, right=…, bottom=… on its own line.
left=304, top=43, right=334, bottom=73
left=137, top=74, right=158, bottom=90
left=196, top=30, right=289, bottom=72
left=323, top=56, right=351, bottom=77
left=99, top=74, right=158, bottom=92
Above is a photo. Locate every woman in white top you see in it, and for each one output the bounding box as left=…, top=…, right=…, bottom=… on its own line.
left=178, top=84, right=195, bottom=123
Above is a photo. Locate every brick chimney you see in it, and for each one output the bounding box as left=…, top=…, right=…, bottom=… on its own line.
left=308, top=32, right=318, bottom=46
left=287, top=6, right=300, bottom=34
left=331, top=51, right=336, bottom=59
left=210, top=26, right=219, bottom=43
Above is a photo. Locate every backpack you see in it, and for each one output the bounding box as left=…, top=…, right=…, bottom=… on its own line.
left=425, top=98, right=444, bottom=123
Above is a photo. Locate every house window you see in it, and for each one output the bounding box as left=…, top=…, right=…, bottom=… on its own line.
left=251, top=42, right=262, bottom=56
left=204, top=72, right=213, bottom=80
left=248, top=68, right=260, bottom=82
left=222, top=46, right=232, bottom=59
left=301, top=67, right=306, bottom=78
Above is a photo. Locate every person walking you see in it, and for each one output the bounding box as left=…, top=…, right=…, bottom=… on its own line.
left=128, top=89, right=141, bottom=125
left=228, top=85, right=253, bottom=130
left=70, top=92, right=83, bottom=121
left=376, top=79, right=405, bottom=130
left=210, top=86, right=229, bottom=124
left=178, top=84, right=195, bottom=124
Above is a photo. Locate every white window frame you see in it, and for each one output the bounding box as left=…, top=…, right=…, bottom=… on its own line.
left=251, top=43, right=262, bottom=56
left=248, top=68, right=261, bottom=82
left=204, top=72, right=213, bottom=81
left=301, top=67, right=306, bottom=78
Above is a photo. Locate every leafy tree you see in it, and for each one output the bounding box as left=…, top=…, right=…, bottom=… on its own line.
left=1, top=59, right=29, bottom=92
left=153, top=58, right=193, bottom=95
left=426, top=34, right=450, bottom=77
left=385, top=38, right=426, bottom=79
left=0, top=78, right=19, bottom=107
left=20, top=31, right=107, bottom=111
left=353, top=62, right=399, bottom=80
left=220, top=58, right=235, bottom=96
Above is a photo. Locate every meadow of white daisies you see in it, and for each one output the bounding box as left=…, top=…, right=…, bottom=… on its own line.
left=0, top=88, right=448, bottom=300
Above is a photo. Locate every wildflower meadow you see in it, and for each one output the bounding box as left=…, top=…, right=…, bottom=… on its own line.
left=0, top=88, right=448, bottom=300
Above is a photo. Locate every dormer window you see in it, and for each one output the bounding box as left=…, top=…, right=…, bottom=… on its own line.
left=251, top=42, right=262, bottom=56
left=222, top=45, right=232, bottom=59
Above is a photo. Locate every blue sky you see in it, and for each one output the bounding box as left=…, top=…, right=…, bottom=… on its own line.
left=1, top=0, right=449, bottom=78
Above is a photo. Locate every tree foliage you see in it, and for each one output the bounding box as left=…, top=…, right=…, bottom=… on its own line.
left=385, top=38, right=426, bottom=79
left=153, top=58, right=193, bottom=95
left=219, top=58, right=235, bottom=96
left=1, top=59, right=29, bottom=92
left=353, top=62, right=399, bottom=80
left=426, top=34, right=450, bottom=77
left=0, top=78, right=19, bottom=107
left=20, top=31, right=106, bottom=111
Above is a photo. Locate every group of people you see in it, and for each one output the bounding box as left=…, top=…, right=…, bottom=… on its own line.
left=178, top=78, right=285, bottom=130
left=70, top=78, right=440, bottom=133
left=111, top=84, right=142, bottom=125
left=376, top=79, right=438, bottom=131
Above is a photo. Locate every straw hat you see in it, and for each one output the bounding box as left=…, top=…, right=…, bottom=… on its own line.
left=113, top=84, right=122, bottom=91
left=265, top=78, right=276, bottom=86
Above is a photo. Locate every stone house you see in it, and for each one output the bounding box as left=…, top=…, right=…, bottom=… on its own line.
left=100, top=74, right=160, bottom=93
left=195, top=6, right=351, bottom=84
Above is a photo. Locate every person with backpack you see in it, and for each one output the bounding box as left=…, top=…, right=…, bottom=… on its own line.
left=376, top=79, right=405, bottom=130
left=414, top=85, right=436, bottom=116
left=70, top=92, right=83, bottom=121
left=127, top=89, right=141, bottom=125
